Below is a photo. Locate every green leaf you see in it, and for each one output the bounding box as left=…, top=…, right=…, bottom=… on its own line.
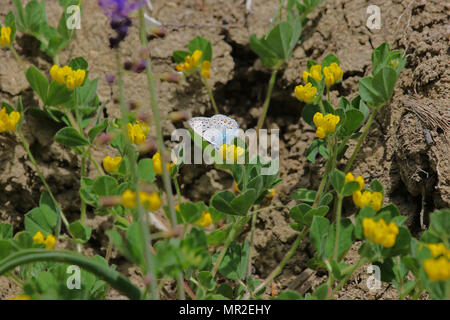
left=359, top=76, right=383, bottom=107
left=47, top=81, right=73, bottom=106
left=25, top=208, right=55, bottom=236
left=137, top=158, right=156, bottom=184
left=330, top=170, right=345, bottom=194
left=342, top=181, right=361, bottom=197
left=230, top=189, right=256, bottom=215
left=198, top=271, right=216, bottom=291
left=267, top=21, right=293, bottom=60
left=342, top=109, right=364, bottom=134
left=321, top=54, right=340, bottom=67
left=292, top=188, right=316, bottom=202
left=68, top=57, right=88, bottom=70
left=211, top=190, right=236, bottom=215
left=275, top=290, right=303, bottom=300
left=88, top=119, right=108, bottom=142
left=325, top=218, right=355, bottom=260
left=93, top=176, right=118, bottom=196
left=54, top=127, right=90, bottom=147
left=25, top=0, right=45, bottom=31
left=179, top=202, right=202, bottom=224
left=76, top=78, right=98, bottom=107
left=12, top=0, right=26, bottom=31
left=249, top=34, right=278, bottom=68
left=371, top=42, right=390, bottom=75
left=218, top=241, right=241, bottom=280
left=372, top=66, right=397, bottom=103
left=69, top=221, right=92, bottom=242
left=312, top=283, right=329, bottom=299
left=310, top=216, right=330, bottom=257
left=188, top=36, right=212, bottom=62
left=26, top=66, right=48, bottom=104
left=0, top=241, right=12, bottom=260
left=370, top=179, right=384, bottom=194
left=302, top=103, right=321, bottom=128
left=0, top=223, right=13, bottom=240
left=5, top=11, right=17, bottom=44
left=173, top=50, right=190, bottom=64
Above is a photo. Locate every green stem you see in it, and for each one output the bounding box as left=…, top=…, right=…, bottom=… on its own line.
left=247, top=206, right=258, bottom=278
left=138, top=8, right=180, bottom=299
left=17, top=129, right=70, bottom=235
left=256, top=67, right=279, bottom=131
left=344, top=109, right=378, bottom=173
left=328, top=257, right=367, bottom=299
left=80, top=150, right=88, bottom=225
left=333, top=194, right=343, bottom=260
left=9, top=45, right=25, bottom=71
left=0, top=249, right=141, bottom=300
left=243, top=227, right=308, bottom=300
left=201, top=77, right=219, bottom=114
left=116, top=48, right=158, bottom=300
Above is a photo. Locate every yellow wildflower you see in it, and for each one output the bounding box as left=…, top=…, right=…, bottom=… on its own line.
left=424, top=257, right=450, bottom=282
left=33, top=231, right=45, bottom=244
left=49, top=65, right=86, bottom=90
left=266, top=189, right=276, bottom=199
left=9, top=295, right=31, bottom=300
left=33, top=231, right=56, bottom=250
left=44, top=234, right=56, bottom=249
left=121, top=189, right=161, bottom=211
left=312, top=112, right=340, bottom=139
left=176, top=50, right=204, bottom=75
left=323, top=63, right=343, bottom=87
left=362, top=217, right=399, bottom=248
left=353, top=190, right=383, bottom=211
left=424, top=243, right=450, bottom=259
left=195, top=211, right=213, bottom=227
left=302, top=64, right=322, bottom=83
left=152, top=152, right=174, bottom=175
left=0, top=26, right=12, bottom=46
left=0, top=108, right=20, bottom=132
left=219, top=144, right=245, bottom=163
left=294, top=82, right=317, bottom=103
left=139, top=191, right=162, bottom=211
left=127, top=121, right=149, bottom=145
left=345, top=172, right=364, bottom=191
left=122, top=189, right=137, bottom=208
left=201, top=60, right=211, bottom=78
left=103, top=156, right=122, bottom=173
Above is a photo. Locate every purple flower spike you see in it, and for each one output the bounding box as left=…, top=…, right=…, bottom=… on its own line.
left=98, top=0, right=145, bottom=48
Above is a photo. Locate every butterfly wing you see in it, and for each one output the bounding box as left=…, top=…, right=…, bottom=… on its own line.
left=188, top=115, right=240, bottom=150
left=188, top=117, right=218, bottom=146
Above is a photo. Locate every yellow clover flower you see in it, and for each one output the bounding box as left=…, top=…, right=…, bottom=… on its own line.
left=352, top=190, right=383, bottom=211
left=195, top=211, right=213, bottom=227
left=424, top=243, right=450, bottom=259
left=345, top=172, right=364, bottom=191
left=0, top=26, right=12, bottom=46
left=33, top=231, right=56, bottom=250
left=294, top=83, right=317, bottom=103
left=323, top=62, right=343, bottom=87
left=50, top=65, right=86, bottom=90
left=127, top=120, right=149, bottom=145
left=176, top=50, right=203, bottom=74
left=362, top=217, right=399, bottom=248
left=152, top=152, right=175, bottom=175
left=121, top=189, right=161, bottom=211
left=266, top=189, right=276, bottom=199
left=103, top=156, right=122, bottom=173
left=312, top=112, right=340, bottom=139
left=201, top=60, right=211, bottom=78
left=423, top=257, right=450, bottom=282
left=0, top=108, right=20, bottom=132
left=219, top=144, right=245, bottom=163
left=302, top=64, right=322, bottom=83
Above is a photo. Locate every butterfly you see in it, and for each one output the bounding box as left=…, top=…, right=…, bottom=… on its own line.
left=188, top=114, right=240, bottom=150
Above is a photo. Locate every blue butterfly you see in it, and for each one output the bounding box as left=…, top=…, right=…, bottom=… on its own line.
left=188, top=114, right=240, bottom=150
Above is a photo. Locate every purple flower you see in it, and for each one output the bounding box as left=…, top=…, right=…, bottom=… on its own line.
left=98, top=0, right=145, bottom=48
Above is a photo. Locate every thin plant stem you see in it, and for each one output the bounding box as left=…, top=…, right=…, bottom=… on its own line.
left=80, top=150, right=88, bottom=225
left=328, top=257, right=366, bottom=299
left=333, top=194, right=343, bottom=260
left=247, top=206, right=258, bottom=278
left=17, top=128, right=70, bottom=235
left=138, top=8, right=181, bottom=299
left=9, top=45, right=25, bottom=71
left=201, top=77, right=219, bottom=114
left=345, top=108, right=379, bottom=173
left=256, top=67, right=279, bottom=131
left=243, top=227, right=308, bottom=299
left=115, top=48, right=158, bottom=300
